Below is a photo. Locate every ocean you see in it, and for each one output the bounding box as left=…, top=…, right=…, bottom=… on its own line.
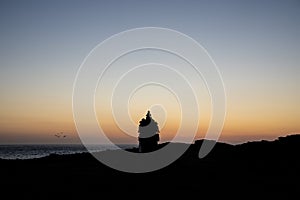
left=0, top=144, right=136, bottom=160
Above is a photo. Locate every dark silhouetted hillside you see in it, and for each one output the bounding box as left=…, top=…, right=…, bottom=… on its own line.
left=0, top=134, right=299, bottom=198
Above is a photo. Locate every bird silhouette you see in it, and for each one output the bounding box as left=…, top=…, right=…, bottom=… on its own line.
left=54, top=132, right=67, bottom=138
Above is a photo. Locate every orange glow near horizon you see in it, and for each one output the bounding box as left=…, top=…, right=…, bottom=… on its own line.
left=0, top=89, right=299, bottom=144
left=1, top=85, right=300, bottom=144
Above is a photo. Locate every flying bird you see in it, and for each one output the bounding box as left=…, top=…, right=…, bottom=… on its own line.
left=54, top=132, right=67, bottom=138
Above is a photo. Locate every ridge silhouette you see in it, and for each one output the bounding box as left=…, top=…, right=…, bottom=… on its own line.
left=0, top=134, right=299, bottom=197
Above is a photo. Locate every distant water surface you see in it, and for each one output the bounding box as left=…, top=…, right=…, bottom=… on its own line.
left=0, top=144, right=135, bottom=160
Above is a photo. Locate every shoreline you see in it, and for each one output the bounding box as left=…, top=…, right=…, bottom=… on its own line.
left=0, top=134, right=299, bottom=197
left=1, top=134, right=299, bottom=161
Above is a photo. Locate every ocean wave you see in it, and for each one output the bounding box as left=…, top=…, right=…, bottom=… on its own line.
left=0, top=144, right=135, bottom=160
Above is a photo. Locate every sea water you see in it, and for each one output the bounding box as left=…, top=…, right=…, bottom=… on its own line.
left=0, top=144, right=135, bottom=160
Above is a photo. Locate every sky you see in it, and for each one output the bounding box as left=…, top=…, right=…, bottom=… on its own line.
left=0, top=0, right=299, bottom=144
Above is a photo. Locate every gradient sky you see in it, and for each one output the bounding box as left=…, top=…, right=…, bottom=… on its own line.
left=0, top=0, right=299, bottom=144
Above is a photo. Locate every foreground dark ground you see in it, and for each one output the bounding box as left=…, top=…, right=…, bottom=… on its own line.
left=1, top=135, right=299, bottom=198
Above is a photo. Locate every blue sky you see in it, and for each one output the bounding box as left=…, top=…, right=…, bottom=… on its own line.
left=0, top=0, right=299, bottom=143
